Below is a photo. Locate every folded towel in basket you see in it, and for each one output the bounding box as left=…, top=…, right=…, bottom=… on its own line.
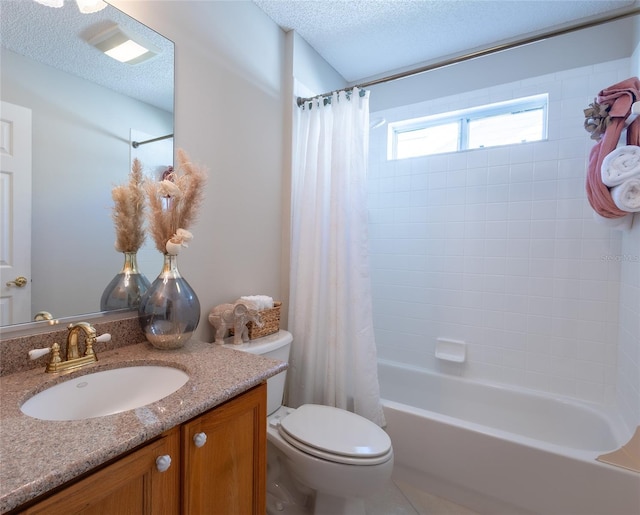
left=239, top=295, right=274, bottom=310
left=601, top=145, right=640, bottom=186
left=611, top=178, right=640, bottom=212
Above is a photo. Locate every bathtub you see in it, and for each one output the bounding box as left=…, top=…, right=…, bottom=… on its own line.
left=377, top=359, right=640, bottom=515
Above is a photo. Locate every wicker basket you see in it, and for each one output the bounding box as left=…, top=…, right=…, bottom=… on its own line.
left=230, top=301, right=281, bottom=340
left=246, top=301, right=281, bottom=339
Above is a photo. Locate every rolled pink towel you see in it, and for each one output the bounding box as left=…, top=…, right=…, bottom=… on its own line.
left=587, top=143, right=629, bottom=217
left=586, top=77, right=640, bottom=218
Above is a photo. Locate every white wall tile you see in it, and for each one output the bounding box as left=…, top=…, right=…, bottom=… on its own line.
left=368, top=58, right=638, bottom=420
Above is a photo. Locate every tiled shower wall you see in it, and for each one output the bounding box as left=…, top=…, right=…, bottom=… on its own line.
left=618, top=226, right=640, bottom=428
left=368, top=57, right=639, bottom=425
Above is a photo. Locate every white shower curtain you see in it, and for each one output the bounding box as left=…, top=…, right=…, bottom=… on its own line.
left=287, top=88, right=385, bottom=426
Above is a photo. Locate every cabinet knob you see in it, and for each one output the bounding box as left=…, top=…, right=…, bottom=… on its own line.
left=156, top=454, right=172, bottom=472
left=193, top=432, right=207, bottom=448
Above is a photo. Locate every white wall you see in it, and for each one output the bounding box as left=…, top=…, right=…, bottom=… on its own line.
left=367, top=56, right=638, bottom=429
left=278, top=31, right=348, bottom=322
left=291, top=31, right=346, bottom=98
left=1, top=48, right=172, bottom=321
left=617, top=35, right=640, bottom=431
left=368, top=15, right=637, bottom=113
left=112, top=0, right=287, bottom=341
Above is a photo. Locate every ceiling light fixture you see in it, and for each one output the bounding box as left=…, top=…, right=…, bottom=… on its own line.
left=88, top=25, right=159, bottom=65
left=34, top=0, right=107, bottom=13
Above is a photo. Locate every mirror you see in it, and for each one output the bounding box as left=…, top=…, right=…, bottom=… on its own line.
left=0, top=0, right=174, bottom=327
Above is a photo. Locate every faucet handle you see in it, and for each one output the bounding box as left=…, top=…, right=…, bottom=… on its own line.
left=80, top=331, right=109, bottom=358
left=30, top=343, right=62, bottom=373
left=96, top=333, right=112, bottom=343
left=28, top=347, right=51, bottom=360
left=28, top=344, right=62, bottom=365
left=84, top=332, right=111, bottom=358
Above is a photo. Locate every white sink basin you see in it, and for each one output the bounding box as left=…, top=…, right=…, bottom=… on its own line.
left=21, top=366, right=189, bottom=421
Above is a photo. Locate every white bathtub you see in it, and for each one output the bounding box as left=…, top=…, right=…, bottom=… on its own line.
left=378, top=359, right=640, bottom=515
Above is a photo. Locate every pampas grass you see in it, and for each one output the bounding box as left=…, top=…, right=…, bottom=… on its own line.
left=111, top=158, right=146, bottom=253
left=146, top=149, right=207, bottom=254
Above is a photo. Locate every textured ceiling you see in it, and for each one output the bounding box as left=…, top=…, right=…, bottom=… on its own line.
left=3, top=1, right=638, bottom=110
left=253, top=0, right=640, bottom=83
left=1, top=0, right=174, bottom=112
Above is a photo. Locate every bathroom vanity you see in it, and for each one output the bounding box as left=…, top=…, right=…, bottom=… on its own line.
left=17, top=384, right=265, bottom=514
left=0, top=336, right=286, bottom=514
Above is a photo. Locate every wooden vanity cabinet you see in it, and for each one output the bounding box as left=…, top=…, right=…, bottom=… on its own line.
left=181, top=381, right=267, bottom=514
left=19, top=428, right=181, bottom=515
left=17, top=383, right=266, bottom=515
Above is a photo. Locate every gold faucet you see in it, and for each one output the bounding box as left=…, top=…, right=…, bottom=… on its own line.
left=44, top=322, right=99, bottom=373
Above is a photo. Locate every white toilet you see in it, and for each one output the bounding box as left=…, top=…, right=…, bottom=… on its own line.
left=224, top=330, right=393, bottom=515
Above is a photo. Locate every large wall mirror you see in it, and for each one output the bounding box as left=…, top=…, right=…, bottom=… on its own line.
left=0, top=0, right=174, bottom=329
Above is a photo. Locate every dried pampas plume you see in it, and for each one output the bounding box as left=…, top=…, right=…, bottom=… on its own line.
left=146, top=149, right=207, bottom=254
left=111, top=158, right=146, bottom=253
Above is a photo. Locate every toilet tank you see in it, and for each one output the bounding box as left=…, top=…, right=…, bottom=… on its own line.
left=222, top=330, right=292, bottom=415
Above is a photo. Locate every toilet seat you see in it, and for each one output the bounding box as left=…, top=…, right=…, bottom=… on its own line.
left=277, top=404, right=392, bottom=466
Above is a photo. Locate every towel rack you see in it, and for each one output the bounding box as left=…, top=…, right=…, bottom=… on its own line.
left=624, top=101, right=640, bottom=127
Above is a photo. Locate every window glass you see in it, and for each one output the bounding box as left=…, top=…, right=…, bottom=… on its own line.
left=468, top=109, right=545, bottom=149
left=396, top=122, right=459, bottom=158
left=388, top=94, right=547, bottom=160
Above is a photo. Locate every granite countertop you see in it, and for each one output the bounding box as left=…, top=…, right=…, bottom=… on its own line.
left=0, top=339, right=287, bottom=513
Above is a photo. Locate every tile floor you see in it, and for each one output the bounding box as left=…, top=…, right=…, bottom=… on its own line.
left=365, top=479, right=480, bottom=515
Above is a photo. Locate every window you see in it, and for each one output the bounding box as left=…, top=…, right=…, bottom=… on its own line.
left=388, top=94, right=548, bottom=160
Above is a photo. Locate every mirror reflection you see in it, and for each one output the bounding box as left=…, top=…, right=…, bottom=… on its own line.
left=0, top=0, right=175, bottom=327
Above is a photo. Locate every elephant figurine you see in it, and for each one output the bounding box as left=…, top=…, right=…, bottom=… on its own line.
left=208, top=301, right=263, bottom=344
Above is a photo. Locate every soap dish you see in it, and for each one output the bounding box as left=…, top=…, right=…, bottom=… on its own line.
left=435, top=338, right=466, bottom=363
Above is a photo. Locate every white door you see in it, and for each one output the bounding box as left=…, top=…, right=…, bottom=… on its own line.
left=0, top=101, right=32, bottom=325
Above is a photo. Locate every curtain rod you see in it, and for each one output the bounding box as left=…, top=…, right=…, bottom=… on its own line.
left=296, top=8, right=640, bottom=107
left=131, top=133, right=174, bottom=148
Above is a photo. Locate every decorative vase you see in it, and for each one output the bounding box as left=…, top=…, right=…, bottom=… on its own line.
left=138, top=253, right=200, bottom=350
left=100, top=252, right=151, bottom=311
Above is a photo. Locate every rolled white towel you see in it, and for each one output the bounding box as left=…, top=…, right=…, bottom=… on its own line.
left=601, top=145, right=640, bottom=187
left=611, top=177, right=640, bottom=212
left=239, top=295, right=274, bottom=310
left=592, top=211, right=634, bottom=231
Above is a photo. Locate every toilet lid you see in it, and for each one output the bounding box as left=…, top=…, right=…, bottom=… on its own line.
left=278, top=404, right=392, bottom=464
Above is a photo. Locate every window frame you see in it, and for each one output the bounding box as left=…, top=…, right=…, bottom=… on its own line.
left=387, top=94, right=549, bottom=160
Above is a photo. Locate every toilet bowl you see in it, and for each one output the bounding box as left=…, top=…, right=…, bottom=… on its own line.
left=222, top=330, right=393, bottom=515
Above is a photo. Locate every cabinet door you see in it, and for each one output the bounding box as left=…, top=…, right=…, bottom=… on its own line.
left=19, top=428, right=180, bottom=515
left=182, top=382, right=266, bottom=515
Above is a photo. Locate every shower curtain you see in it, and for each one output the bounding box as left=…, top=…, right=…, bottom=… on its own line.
left=287, top=88, right=385, bottom=426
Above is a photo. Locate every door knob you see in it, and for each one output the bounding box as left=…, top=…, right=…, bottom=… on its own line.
left=6, top=276, right=28, bottom=288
